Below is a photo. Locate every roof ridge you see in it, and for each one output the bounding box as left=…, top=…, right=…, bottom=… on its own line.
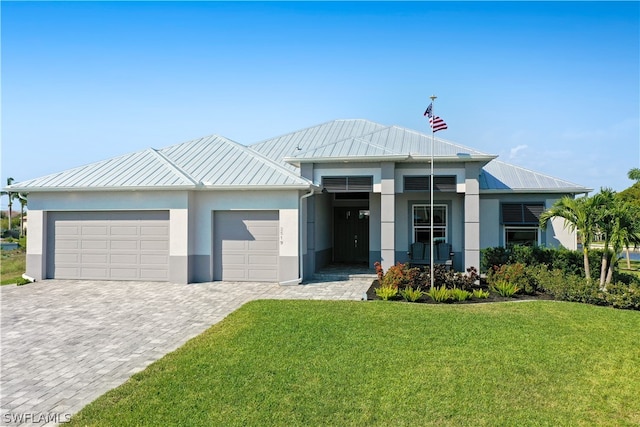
left=212, top=137, right=311, bottom=185
left=292, top=124, right=396, bottom=156
left=249, top=119, right=385, bottom=147
left=147, top=148, right=200, bottom=186
left=388, top=125, right=494, bottom=156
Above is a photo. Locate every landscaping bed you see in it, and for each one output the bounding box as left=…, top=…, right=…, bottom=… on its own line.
left=365, top=279, right=554, bottom=304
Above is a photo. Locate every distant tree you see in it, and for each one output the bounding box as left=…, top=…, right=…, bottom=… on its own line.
left=604, top=202, right=640, bottom=285
left=1, top=177, right=17, bottom=231
left=628, top=168, right=640, bottom=182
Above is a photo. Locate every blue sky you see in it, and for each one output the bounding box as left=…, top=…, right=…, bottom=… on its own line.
left=2, top=1, right=639, bottom=209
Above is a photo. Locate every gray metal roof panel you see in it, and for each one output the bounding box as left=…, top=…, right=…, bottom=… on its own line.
left=480, top=160, right=590, bottom=193
left=9, top=149, right=196, bottom=190
left=10, top=135, right=312, bottom=191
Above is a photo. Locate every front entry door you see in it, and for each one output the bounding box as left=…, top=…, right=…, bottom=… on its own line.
left=333, top=207, right=369, bottom=263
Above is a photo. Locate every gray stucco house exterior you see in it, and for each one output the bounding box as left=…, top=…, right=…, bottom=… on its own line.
left=8, top=119, right=590, bottom=284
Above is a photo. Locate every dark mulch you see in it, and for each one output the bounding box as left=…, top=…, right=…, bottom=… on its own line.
left=365, top=280, right=555, bottom=304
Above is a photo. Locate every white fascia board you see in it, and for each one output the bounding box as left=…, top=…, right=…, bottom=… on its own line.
left=408, top=155, right=498, bottom=163
left=6, top=185, right=198, bottom=192
left=480, top=188, right=592, bottom=195
left=284, top=155, right=410, bottom=166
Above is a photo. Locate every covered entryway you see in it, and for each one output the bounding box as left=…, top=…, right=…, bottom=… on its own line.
left=333, top=207, right=370, bottom=263
left=213, top=210, right=279, bottom=281
left=47, top=211, right=170, bottom=281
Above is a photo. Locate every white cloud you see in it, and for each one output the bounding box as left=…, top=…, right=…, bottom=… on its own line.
left=509, top=144, right=528, bottom=159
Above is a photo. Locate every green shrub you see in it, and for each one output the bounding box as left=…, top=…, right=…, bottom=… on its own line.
left=537, top=269, right=601, bottom=305
left=492, top=280, right=519, bottom=297
left=450, top=288, right=472, bottom=301
left=487, top=263, right=529, bottom=293
left=472, top=289, right=490, bottom=299
left=375, top=284, right=399, bottom=301
left=427, top=286, right=452, bottom=303
left=399, top=286, right=424, bottom=302
left=599, top=283, right=640, bottom=310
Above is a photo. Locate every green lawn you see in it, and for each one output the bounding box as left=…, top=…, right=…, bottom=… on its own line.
left=70, top=300, right=640, bottom=426
left=0, top=248, right=26, bottom=285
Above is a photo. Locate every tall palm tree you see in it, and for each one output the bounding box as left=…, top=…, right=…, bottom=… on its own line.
left=1, top=177, right=17, bottom=233
left=605, top=202, right=640, bottom=286
left=540, top=195, right=597, bottom=281
left=593, top=188, right=617, bottom=289
left=628, top=167, right=640, bottom=182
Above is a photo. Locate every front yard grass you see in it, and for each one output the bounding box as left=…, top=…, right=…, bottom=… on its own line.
left=70, top=300, right=639, bottom=426
left=0, top=248, right=26, bottom=285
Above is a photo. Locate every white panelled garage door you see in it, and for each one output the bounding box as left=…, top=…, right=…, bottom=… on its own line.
left=47, top=211, right=169, bottom=281
left=214, top=211, right=279, bottom=282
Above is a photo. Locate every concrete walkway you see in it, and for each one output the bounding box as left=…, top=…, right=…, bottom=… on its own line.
left=0, top=279, right=371, bottom=426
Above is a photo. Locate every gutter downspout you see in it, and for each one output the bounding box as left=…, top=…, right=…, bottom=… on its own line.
left=297, top=189, right=315, bottom=284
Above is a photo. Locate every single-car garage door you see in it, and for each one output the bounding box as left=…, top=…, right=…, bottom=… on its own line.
left=214, top=211, right=279, bottom=282
left=47, top=211, right=169, bottom=281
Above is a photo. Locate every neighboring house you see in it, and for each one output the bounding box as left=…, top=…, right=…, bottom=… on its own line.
left=7, top=119, right=590, bottom=284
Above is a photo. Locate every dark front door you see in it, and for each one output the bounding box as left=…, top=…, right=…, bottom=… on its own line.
left=333, top=207, right=369, bottom=263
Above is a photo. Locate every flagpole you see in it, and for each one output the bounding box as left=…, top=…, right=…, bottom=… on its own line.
left=429, top=95, right=436, bottom=289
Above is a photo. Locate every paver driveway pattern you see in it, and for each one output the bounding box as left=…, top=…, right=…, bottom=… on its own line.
left=0, top=278, right=372, bottom=426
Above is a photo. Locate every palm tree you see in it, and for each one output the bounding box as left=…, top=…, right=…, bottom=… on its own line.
left=540, top=195, right=598, bottom=282
left=592, top=188, right=617, bottom=289
left=1, top=177, right=17, bottom=233
left=605, top=202, right=640, bottom=286
left=628, top=168, right=640, bottom=182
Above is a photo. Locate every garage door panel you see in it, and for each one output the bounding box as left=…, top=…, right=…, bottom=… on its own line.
left=48, top=211, right=169, bottom=281
left=81, top=226, right=109, bottom=236
left=110, top=240, right=139, bottom=250
left=248, top=254, right=278, bottom=264
left=140, top=240, right=169, bottom=251
left=57, top=225, right=80, bottom=235
left=81, top=253, right=109, bottom=263
left=214, top=211, right=279, bottom=282
left=56, top=253, right=80, bottom=263
left=81, top=240, right=109, bottom=250
left=248, top=241, right=278, bottom=251
left=80, top=268, right=109, bottom=279
left=109, top=268, right=139, bottom=279
left=141, top=225, right=169, bottom=236
left=109, top=226, right=138, bottom=235
left=110, top=253, right=139, bottom=264
left=56, top=240, right=80, bottom=250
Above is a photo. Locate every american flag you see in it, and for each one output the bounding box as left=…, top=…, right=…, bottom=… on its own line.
left=424, top=102, right=447, bottom=132
left=429, top=116, right=448, bottom=132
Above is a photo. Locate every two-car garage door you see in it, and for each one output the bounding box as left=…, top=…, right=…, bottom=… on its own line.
left=46, top=210, right=280, bottom=282
left=47, top=211, right=169, bottom=281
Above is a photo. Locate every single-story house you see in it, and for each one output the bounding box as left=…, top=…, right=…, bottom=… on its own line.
left=7, top=119, right=590, bottom=284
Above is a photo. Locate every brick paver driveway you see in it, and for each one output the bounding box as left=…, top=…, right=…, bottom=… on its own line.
left=1, top=279, right=371, bottom=426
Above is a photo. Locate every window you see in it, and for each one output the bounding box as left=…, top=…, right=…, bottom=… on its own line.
left=501, top=202, right=544, bottom=247
left=404, top=176, right=456, bottom=192
left=412, top=204, right=447, bottom=243
left=322, top=176, right=373, bottom=192
left=505, top=227, right=540, bottom=247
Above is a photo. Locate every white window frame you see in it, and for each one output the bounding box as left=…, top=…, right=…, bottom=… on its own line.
left=412, top=204, right=447, bottom=244
left=503, top=226, right=541, bottom=247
